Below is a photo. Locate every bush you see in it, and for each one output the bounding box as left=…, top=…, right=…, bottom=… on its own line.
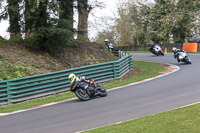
left=27, top=19, right=74, bottom=56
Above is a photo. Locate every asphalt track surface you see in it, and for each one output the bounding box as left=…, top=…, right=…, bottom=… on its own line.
left=1, top=53, right=200, bottom=133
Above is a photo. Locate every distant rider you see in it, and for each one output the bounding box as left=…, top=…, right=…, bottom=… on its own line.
left=172, top=47, right=185, bottom=62
left=148, top=43, right=155, bottom=53
left=104, top=39, right=114, bottom=51
left=104, top=39, right=109, bottom=47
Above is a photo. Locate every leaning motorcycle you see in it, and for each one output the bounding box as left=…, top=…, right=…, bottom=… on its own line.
left=175, top=51, right=191, bottom=64
left=149, top=45, right=164, bottom=56
left=70, top=80, right=107, bottom=101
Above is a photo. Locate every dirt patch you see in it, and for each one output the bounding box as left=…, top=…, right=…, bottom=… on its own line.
left=0, top=42, right=117, bottom=76
left=59, top=42, right=118, bottom=68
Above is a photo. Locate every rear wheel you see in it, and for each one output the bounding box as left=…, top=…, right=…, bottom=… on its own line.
left=75, top=88, right=90, bottom=101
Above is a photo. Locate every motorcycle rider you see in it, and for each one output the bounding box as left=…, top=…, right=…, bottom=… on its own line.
left=148, top=43, right=155, bottom=53
left=172, top=47, right=185, bottom=62
left=104, top=39, right=114, bottom=51
left=104, top=39, right=109, bottom=47
left=68, top=73, right=95, bottom=95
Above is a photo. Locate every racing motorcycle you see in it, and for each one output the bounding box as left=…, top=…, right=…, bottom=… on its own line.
left=108, top=43, right=114, bottom=50
left=70, top=79, right=107, bottom=101
left=149, top=44, right=164, bottom=56
left=174, top=51, right=191, bottom=64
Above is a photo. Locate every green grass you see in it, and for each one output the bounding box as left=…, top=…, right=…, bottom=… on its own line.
left=187, top=52, right=200, bottom=54
left=84, top=103, right=200, bottom=133
left=126, top=51, right=151, bottom=53
left=0, top=61, right=166, bottom=113
left=102, top=61, right=165, bottom=89
left=0, top=55, right=32, bottom=81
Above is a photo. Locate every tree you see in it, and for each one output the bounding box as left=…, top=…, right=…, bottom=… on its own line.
left=77, top=0, right=90, bottom=42
left=7, top=0, right=21, bottom=39
left=35, top=0, right=48, bottom=28
left=114, top=1, right=149, bottom=45
left=0, top=0, right=22, bottom=39
left=58, top=0, right=74, bottom=30
left=28, top=0, right=74, bottom=56
left=24, top=0, right=37, bottom=38
left=113, top=0, right=200, bottom=44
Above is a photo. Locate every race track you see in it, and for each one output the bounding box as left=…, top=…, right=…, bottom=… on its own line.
left=0, top=53, right=200, bottom=133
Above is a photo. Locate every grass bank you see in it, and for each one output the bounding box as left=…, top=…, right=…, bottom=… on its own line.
left=84, top=103, right=200, bottom=133
left=0, top=61, right=166, bottom=113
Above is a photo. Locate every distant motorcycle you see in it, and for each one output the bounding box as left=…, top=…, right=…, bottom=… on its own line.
left=149, top=44, right=164, bottom=56
left=70, top=79, right=107, bottom=101
left=108, top=43, right=114, bottom=50
left=174, top=51, right=191, bottom=64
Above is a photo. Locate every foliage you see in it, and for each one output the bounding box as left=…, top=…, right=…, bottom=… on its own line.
left=7, top=0, right=22, bottom=39
left=27, top=19, right=73, bottom=56
left=0, top=54, right=31, bottom=81
left=96, top=0, right=200, bottom=45
left=0, top=0, right=75, bottom=54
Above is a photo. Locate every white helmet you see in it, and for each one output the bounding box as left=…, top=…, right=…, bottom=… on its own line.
left=172, top=47, right=177, bottom=52
left=104, top=39, right=109, bottom=42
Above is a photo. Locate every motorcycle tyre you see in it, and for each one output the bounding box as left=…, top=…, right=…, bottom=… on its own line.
left=185, top=60, right=192, bottom=64
left=75, top=88, right=90, bottom=101
left=184, top=57, right=192, bottom=64
left=97, top=86, right=107, bottom=97
left=161, top=51, right=164, bottom=56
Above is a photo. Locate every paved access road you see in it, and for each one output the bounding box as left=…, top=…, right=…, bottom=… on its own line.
left=0, top=53, right=200, bottom=133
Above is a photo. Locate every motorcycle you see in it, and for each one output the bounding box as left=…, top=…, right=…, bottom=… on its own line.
left=108, top=43, right=114, bottom=50
left=70, top=79, right=107, bottom=101
left=175, top=51, right=191, bottom=64
left=149, top=45, right=164, bottom=56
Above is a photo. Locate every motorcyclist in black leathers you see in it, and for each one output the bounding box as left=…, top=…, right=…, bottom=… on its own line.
left=148, top=43, right=155, bottom=53
left=68, top=74, right=95, bottom=95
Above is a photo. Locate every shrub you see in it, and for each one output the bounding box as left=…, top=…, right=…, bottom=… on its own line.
left=27, top=19, right=74, bottom=56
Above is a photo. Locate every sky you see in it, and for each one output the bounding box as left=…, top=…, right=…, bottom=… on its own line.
left=87, top=0, right=120, bottom=40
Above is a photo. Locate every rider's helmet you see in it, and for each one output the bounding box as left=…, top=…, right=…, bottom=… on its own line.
left=104, top=39, right=109, bottom=43
left=172, top=47, right=177, bottom=52
left=149, top=43, right=153, bottom=47
left=68, top=73, right=76, bottom=83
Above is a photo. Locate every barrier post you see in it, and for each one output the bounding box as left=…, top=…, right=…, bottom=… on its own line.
left=6, top=81, right=12, bottom=104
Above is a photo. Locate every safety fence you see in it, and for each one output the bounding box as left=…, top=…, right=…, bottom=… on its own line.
left=112, top=49, right=129, bottom=58
left=0, top=55, right=133, bottom=105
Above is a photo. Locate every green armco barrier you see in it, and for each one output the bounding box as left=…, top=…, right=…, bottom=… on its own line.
left=0, top=55, right=133, bottom=105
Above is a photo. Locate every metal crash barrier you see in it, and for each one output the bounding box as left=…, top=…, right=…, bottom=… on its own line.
left=0, top=55, right=133, bottom=105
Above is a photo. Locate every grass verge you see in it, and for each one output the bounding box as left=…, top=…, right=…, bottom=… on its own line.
left=126, top=51, right=151, bottom=53
left=0, top=61, right=166, bottom=113
left=84, top=103, right=200, bottom=133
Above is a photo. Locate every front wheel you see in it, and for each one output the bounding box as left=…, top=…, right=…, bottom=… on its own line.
left=161, top=51, right=164, bottom=56
left=184, top=57, right=192, bottom=64
left=75, top=88, right=90, bottom=101
left=96, top=86, right=107, bottom=97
